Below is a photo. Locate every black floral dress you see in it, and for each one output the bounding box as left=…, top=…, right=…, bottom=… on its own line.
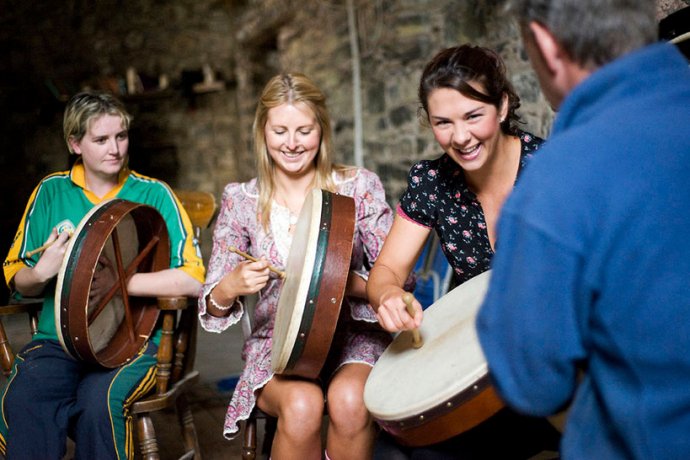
left=398, top=130, right=543, bottom=284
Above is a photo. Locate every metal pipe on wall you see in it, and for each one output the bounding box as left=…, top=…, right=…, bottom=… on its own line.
left=347, top=0, right=364, bottom=167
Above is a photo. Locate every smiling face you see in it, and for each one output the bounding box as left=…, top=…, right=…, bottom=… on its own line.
left=264, top=102, right=322, bottom=180
left=427, top=85, right=507, bottom=173
left=69, top=113, right=129, bottom=187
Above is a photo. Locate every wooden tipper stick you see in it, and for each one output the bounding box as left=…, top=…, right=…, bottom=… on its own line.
left=229, top=246, right=286, bottom=279
left=3, top=231, right=74, bottom=266
left=402, top=292, right=424, bottom=348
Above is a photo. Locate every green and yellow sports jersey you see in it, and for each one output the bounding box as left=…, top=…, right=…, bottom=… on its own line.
left=3, top=160, right=205, bottom=342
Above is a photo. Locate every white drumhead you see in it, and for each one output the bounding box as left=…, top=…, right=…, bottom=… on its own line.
left=364, top=270, right=491, bottom=421
left=271, top=189, right=323, bottom=373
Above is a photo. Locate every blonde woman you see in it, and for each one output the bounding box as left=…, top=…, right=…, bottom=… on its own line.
left=199, top=73, right=393, bottom=459
left=1, top=91, right=203, bottom=459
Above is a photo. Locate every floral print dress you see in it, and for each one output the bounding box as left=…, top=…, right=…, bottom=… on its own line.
left=398, top=131, right=543, bottom=284
left=198, top=167, right=393, bottom=439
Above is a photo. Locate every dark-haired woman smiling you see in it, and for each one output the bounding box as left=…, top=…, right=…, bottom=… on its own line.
left=368, top=44, right=560, bottom=459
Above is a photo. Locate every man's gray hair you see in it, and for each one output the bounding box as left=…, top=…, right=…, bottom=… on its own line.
left=505, top=0, right=657, bottom=69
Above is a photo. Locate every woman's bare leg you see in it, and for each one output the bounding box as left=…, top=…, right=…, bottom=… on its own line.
left=325, top=363, right=376, bottom=459
left=257, top=375, right=325, bottom=460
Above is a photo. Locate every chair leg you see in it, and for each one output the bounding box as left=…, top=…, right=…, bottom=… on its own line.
left=262, top=416, right=277, bottom=458
left=242, top=416, right=257, bottom=460
left=137, top=413, right=161, bottom=460
left=176, top=394, right=201, bottom=459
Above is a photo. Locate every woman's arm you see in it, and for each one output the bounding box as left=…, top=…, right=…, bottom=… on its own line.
left=198, top=183, right=258, bottom=328
left=126, top=268, right=202, bottom=297
left=204, top=259, right=269, bottom=318
left=345, top=270, right=367, bottom=299
left=12, top=228, right=72, bottom=297
left=366, top=214, right=430, bottom=332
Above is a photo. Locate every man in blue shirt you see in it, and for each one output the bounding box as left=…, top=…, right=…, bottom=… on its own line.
left=476, top=1, right=690, bottom=459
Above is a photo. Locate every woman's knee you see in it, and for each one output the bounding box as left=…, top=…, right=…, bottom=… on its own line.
left=327, top=379, right=369, bottom=429
left=279, top=386, right=324, bottom=435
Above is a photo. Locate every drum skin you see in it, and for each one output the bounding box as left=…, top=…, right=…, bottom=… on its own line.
left=364, top=270, right=504, bottom=447
left=55, top=199, right=170, bottom=368
left=271, top=189, right=355, bottom=379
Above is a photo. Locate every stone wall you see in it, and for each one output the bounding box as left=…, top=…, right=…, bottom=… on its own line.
left=231, top=0, right=689, bottom=203
left=232, top=0, right=552, bottom=204
left=658, top=0, right=690, bottom=18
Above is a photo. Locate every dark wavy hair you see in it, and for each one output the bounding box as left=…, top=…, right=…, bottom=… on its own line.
left=418, top=44, right=522, bottom=135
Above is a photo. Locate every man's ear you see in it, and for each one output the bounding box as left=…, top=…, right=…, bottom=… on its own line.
left=528, top=21, right=563, bottom=76
left=528, top=20, right=592, bottom=98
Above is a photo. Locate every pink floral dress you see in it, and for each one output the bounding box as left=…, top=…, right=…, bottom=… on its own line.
left=198, top=167, right=393, bottom=439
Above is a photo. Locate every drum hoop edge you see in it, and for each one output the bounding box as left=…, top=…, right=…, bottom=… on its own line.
left=271, top=189, right=322, bottom=372
left=55, top=199, right=125, bottom=361
left=374, top=373, right=494, bottom=430
left=285, top=190, right=332, bottom=369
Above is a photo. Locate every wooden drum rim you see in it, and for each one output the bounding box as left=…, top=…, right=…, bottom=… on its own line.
left=373, top=375, right=503, bottom=447
left=55, top=199, right=170, bottom=368
left=286, top=191, right=355, bottom=377
left=272, top=189, right=355, bottom=379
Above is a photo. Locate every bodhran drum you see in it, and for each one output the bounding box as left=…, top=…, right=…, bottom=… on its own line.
left=271, top=188, right=355, bottom=379
left=364, top=270, right=503, bottom=447
left=55, top=199, right=170, bottom=368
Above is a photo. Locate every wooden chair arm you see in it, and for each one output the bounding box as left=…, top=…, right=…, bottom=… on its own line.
left=0, top=301, right=43, bottom=377
left=156, top=296, right=190, bottom=311
left=130, top=370, right=200, bottom=414
left=0, top=303, right=43, bottom=316
left=0, top=320, right=14, bottom=377
left=154, top=296, right=197, bottom=395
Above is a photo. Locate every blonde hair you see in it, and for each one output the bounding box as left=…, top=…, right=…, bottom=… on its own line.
left=63, top=91, right=131, bottom=153
left=253, top=73, right=348, bottom=229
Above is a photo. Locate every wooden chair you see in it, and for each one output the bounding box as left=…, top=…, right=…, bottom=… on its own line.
left=242, top=404, right=277, bottom=460
left=0, top=189, right=217, bottom=460
left=240, top=303, right=277, bottom=460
